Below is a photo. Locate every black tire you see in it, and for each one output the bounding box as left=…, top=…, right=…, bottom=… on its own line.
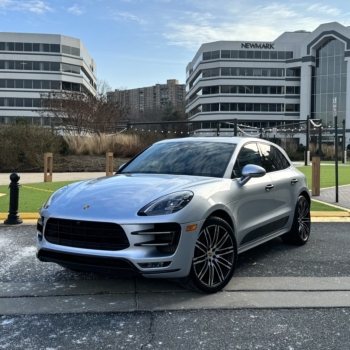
left=281, top=195, right=311, bottom=246
left=180, top=216, right=237, bottom=293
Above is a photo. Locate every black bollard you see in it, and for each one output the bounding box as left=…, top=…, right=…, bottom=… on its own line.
left=4, top=173, right=23, bottom=225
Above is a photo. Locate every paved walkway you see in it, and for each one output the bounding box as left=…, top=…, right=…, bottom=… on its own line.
left=2, top=277, right=350, bottom=315
left=0, top=172, right=106, bottom=186
left=312, top=185, right=350, bottom=210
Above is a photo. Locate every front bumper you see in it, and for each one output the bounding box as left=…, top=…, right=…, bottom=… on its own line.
left=36, top=216, right=204, bottom=278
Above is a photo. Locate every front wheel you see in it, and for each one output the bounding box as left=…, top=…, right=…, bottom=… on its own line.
left=180, top=216, right=237, bottom=293
left=281, top=195, right=311, bottom=246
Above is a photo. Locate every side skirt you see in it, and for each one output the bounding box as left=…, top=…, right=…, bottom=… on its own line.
left=237, top=228, right=290, bottom=254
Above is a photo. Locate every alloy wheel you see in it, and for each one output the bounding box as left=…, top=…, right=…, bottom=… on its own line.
left=297, top=197, right=311, bottom=241
left=193, top=223, right=235, bottom=288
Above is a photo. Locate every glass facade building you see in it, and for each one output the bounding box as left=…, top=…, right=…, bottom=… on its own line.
left=311, top=38, right=347, bottom=126
left=185, top=22, right=350, bottom=140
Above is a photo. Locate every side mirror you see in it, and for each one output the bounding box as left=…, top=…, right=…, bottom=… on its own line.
left=239, top=164, right=266, bottom=186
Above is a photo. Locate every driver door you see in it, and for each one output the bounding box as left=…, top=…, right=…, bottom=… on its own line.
left=227, top=142, right=276, bottom=247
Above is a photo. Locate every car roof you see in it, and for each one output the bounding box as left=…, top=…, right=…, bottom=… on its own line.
left=155, top=137, right=267, bottom=147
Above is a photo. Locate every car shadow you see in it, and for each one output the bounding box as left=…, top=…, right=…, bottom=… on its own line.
left=235, top=236, right=308, bottom=277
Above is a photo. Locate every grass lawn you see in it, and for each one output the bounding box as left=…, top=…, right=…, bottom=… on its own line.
left=0, top=176, right=347, bottom=213
left=0, top=181, right=76, bottom=213
left=311, top=200, right=346, bottom=212
left=297, top=165, right=350, bottom=189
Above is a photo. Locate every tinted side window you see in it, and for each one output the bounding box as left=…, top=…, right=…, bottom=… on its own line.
left=259, top=143, right=289, bottom=172
left=275, top=148, right=290, bottom=169
left=232, top=143, right=262, bottom=178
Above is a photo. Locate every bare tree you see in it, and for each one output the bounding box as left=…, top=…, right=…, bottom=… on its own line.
left=39, top=80, right=130, bottom=135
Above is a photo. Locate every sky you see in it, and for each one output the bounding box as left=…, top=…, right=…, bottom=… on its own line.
left=1, top=0, right=350, bottom=90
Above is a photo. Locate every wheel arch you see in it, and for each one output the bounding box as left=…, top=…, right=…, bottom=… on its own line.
left=208, top=209, right=235, bottom=233
left=299, top=190, right=311, bottom=205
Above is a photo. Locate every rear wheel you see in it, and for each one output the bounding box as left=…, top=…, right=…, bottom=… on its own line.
left=281, top=195, right=311, bottom=245
left=180, top=216, right=237, bottom=293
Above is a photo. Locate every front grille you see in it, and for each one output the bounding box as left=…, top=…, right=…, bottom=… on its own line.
left=44, top=218, right=130, bottom=251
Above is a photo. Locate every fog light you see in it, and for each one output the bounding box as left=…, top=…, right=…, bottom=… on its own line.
left=138, top=261, right=171, bottom=268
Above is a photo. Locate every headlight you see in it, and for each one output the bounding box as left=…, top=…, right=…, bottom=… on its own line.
left=42, top=186, right=69, bottom=209
left=138, top=191, right=194, bottom=216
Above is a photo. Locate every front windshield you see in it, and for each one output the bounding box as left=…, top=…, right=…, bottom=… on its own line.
left=121, top=141, right=236, bottom=178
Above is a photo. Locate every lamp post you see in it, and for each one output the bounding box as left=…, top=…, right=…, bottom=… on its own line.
left=333, top=98, right=338, bottom=202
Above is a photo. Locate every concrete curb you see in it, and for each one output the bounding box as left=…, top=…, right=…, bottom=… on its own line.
left=2, top=277, right=350, bottom=315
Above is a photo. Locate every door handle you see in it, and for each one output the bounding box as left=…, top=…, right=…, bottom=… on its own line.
left=291, top=179, right=299, bottom=185
left=265, top=184, right=274, bottom=191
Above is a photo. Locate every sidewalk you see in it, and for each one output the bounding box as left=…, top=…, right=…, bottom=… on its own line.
left=2, top=277, right=350, bottom=315
left=0, top=172, right=106, bottom=186
left=312, top=185, right=350, bottom=210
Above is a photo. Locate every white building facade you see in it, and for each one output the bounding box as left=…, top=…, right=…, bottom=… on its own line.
left=0, top=32, right=97, bottom=125
left=186, top=22, right=350, bottom=142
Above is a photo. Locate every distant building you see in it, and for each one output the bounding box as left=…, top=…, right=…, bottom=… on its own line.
left=108, top=79, right=186, bottom=120
left=185, top=22, right=350, bottom=142
left=0, top=32, right=97, bottom=125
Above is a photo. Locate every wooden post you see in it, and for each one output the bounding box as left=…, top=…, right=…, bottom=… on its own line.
left=44, top=153, right=53, bottom=182
left=312, top=156, right=320, bottom=196
left=106, top=152, right=113, bottom=176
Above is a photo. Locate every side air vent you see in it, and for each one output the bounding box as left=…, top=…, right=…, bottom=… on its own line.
left=132, top=223, right=181, bottom=254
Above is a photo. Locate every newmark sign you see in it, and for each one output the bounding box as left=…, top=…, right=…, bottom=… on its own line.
left=241, top=43, right=275, bottom=49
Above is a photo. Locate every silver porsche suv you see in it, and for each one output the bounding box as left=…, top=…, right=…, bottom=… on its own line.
left=36, top=137, right=311, bottom=293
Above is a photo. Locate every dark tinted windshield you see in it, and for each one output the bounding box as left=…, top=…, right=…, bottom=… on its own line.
left=121, top=141, right=236, bottom=178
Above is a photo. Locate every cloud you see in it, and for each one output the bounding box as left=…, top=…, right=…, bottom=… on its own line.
left=67, top=4, right=85, bottom=15
left=307, top=4, right=341, bottom=16
left=162, top=2, right=350, bottom=51
left=0, top=0, right=52, bottom=14
left=115, top=11, right=147, bottom=24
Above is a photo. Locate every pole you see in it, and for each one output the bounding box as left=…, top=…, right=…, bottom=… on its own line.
left=216, top=122, right=220, bottom=136
left=335, top=116, right=338, bottom=202
left=318, top=125, right=322, bottom=159
left=342, top=119, right=346, bottom=163
left=4, top=173, right=22, bottom=225
left=234, top=118, right=237, bottom=136
left=305, top=115, right=310, bottom=166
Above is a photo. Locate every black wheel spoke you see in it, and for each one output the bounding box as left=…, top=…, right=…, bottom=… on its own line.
left=195, top=240, right=207, bottom=254
left=213, top=261, right=224, bottom=283
left=216, top=257, right=232, bottom=270
left=197, top=260, right=209, bottom=280
left=216, top=232, right=229, bottom=250
left=193, top=253, right=207, bottom=265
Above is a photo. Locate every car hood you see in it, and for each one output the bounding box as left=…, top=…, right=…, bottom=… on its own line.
left=44, top=173, right=222, bottom=220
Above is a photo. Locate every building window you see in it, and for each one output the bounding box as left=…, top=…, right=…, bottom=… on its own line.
left=311, top=38, right=347, bottom=123
left=191, top=103, right=288, bottom=116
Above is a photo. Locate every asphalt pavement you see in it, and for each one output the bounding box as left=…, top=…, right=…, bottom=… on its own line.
left=1, top=223, right=350, bottom=315
left=1, top=222, right=350, bottom=349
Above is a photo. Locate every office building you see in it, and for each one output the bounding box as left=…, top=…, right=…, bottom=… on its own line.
left=185, top=22, right=350, bottom=141
left=0, top=32, right=97, bottom=125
